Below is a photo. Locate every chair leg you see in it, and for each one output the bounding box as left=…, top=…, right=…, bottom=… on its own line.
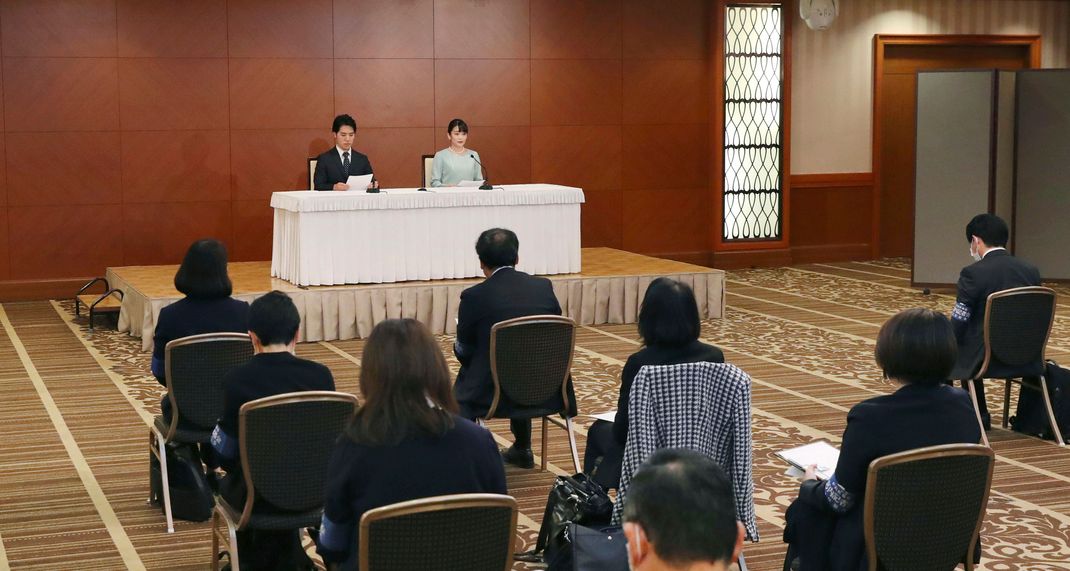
left=564, top=416, right=581, bottom=474
left=965, top=379, right=991, bottom=447
left=148, top=431, right=157, bottom=504
left=157, top=432, right=175, bottom=533
left=1037, top=375, right=1065, bottom=447
left=1003, top=379, right=1013, bottom=429
left=540, top=417, right=549, bottom=471
left=211, top=510, right=221, bottom=571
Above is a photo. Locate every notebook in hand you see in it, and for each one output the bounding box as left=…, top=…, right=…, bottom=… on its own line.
left=776, top=439, right=840, bottom=480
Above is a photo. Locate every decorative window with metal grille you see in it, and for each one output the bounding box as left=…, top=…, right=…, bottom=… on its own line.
left=723, top=3, right=784, bottom=241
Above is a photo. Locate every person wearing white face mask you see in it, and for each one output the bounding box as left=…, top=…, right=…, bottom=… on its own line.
left=621, top=448, right=745, bottom=571
left=950, top=213, right=1041, bottom=430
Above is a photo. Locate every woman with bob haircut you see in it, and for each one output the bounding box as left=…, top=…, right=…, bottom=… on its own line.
left=151, top=239, right=249, bottom=417
left=316, top=319, right=506, bottom=569
left=583, top=277, right=725, bottom=488
left=429, top=118, right=484, bottom=187
left=782, top=308, right=982, bottom=571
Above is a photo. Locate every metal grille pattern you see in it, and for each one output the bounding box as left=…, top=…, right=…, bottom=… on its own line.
left=724, top=5, right=783, bottom=241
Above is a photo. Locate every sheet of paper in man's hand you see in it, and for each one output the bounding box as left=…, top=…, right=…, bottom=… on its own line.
left=346, top=174, right=373, bottom=190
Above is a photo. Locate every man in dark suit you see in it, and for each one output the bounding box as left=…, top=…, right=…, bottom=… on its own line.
left=313, top=114, right=374, bottom=191
left=454, top=228, right=566, bottom=468
left=950, top=213, right=1041, bottom=429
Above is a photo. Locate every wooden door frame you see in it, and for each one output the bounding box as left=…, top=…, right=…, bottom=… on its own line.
left=870, top=34, right=1041, bottom=259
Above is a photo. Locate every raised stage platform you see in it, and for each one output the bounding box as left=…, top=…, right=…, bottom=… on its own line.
left=108, top=248, right=726, bottom=352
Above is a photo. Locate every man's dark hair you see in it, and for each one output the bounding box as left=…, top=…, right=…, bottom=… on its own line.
left=965, top=213, right=1008, bottom=247
left=447, top=118, right=469, bottom=134
left=875, top=308, right=957, bottom=385
left=638, top=278, right=701, bottom=348
left=332, top=114, right=357, bottom=133
left=248, top=291, right=301, bottom=346
left=475, top=228, right=519, bottom=269
left=173, top=239, right=232, bottom=299
left=622, top=448, right=738, bottom=566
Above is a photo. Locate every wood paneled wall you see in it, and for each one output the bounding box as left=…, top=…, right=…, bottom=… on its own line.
left=0, top=0, right=711, bottom=293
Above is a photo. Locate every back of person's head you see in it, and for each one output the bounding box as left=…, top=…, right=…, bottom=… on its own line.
left=638, top=278, right=701, bottom=348
left=348, top=319, right=458, bottom=446
left=475, top=228, right=519, bottom=269
left=332, top=113, right=357, bottom=133
left=248, top=290, right=300, bottom=346
left=875, top=308, right=957, bottom=384
left=622, top=448, right=743, bottom=569
left=173, top=238, right=232, bottom=299
left=965, top=213, right=1009, bottom=247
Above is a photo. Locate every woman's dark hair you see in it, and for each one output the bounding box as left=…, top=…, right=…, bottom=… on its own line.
left=446, top=118, right=469, bottom=134
left=638, top=278, right=701, bottom=348
left=248, top=291, right=300, bottom=346
left=346, top=319, right=458, bottom=446
left=875, top=308, right=957, bottom=384
left=173, top=239, right=232, bottom=299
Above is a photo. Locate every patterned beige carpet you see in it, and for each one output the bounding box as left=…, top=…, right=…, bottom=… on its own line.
left=0, top=259, right=1069, bottom=569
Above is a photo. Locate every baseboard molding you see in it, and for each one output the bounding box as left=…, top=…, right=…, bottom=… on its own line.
left=0, top=277, right=92, bottom=302
left=790, top=172, right=874, bottom=189
left=789, top=243, right=872, bottom=264
left=712, top=248, right=794, bottom=269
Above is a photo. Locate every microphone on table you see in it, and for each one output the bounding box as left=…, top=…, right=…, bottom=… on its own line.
left=471, top=154, right=493, bottom=190
left=366, top=174, right=380, bottom=194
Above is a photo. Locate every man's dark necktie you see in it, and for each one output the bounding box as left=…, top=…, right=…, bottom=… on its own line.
left=343, top=151, right=351, bottom=176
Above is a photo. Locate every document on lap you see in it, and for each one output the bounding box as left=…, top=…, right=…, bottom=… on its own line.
left=586, top=410, right=617, bottom=423
left=776, top=439, right=840, bottom=480
left=345, top=174, right=373, bottom=189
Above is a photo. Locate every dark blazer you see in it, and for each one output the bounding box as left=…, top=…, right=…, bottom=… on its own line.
left=612, top=340, right=725, bottom=445
left=151, top=296, right=249, bottom=384
left=791, top=382, right=981, bottom=571
left=453, top=267, right=566, bottom=419
left=950, top=249, right=1041, bottom=379
left=313, top=147, right=373, bottom=190
left=317, top=416, right=507, bottom=569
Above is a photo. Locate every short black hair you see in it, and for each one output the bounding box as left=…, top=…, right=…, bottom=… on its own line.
left=638, top=278, right=701, bottom=348
left=965, top=213, right=1008, bottom=247
left=332, top=114, right=357, bottom=133
left=447, top=118, right=469, bottom=134
left=622, top=448, right=738, bottom=566
left=876, top=308, right=957, bottom=384
left=248, top=291, right=301, bottom=346
left=173, top=239, right=232, bottom=299
left=475, top=228, right=519, bottom=269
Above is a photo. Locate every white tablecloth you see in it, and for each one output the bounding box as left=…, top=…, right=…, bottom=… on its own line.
left=270, top=184, right=584, bottom=286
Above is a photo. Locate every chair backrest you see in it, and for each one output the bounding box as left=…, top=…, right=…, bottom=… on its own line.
left=422, top=154, right=434, bottom=188
left=238, top=391, right=358, bottom=521
left=488, top=315, right=575, bottom=416
left=308, top=157, right=318, bottom=189
left=980, top=286, right=1056, bottom=376
left=165, top=333, right=253, bottom=431
left=864, top=444, right=994, bottom=571
left=359, top=494, right=517, bottom=571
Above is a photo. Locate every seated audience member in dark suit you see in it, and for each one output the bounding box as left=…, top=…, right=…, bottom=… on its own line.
left=152, top=238, right=249, bottom=423
left=622, top=448, right=745, bottom=571
left=584, top=277, right=724, bottom=489
left=313, top=114, right=374, bottom=191
left=950, top=213, right=1040, bottom=430
left=783, top=309, right=982, bottom=571
left=210, top=290, right=335, bottom=571
left=316, top=319, right=507, bottom=569
left=453, top=228, right=571, bottom=469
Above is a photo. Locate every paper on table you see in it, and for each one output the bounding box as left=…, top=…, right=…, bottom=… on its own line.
left=345, top=174, right=374, bottom=190
left=586, top=410, right=617, bottom=423
left=776, top=440, right=840, bottom=480
left=456, top=180, right=486, bottom=187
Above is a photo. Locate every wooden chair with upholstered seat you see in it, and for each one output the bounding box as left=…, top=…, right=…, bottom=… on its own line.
left=307, top=158, right=318, bottom=190
left=421, top=154, right=434, bottom=189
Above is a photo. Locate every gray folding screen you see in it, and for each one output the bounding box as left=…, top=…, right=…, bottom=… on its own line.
left=913, top=68, right=1070, bottom=286
left=913, top=71, right=999, bottom=287
left=1014, top=70, right=1070, bottom=279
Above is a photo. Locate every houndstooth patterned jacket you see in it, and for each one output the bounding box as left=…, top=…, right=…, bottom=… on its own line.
left=610, top=361, right=758, bottom=541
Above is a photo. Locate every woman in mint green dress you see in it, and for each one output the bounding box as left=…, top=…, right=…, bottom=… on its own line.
left=430, top=118, right=483, bottom=187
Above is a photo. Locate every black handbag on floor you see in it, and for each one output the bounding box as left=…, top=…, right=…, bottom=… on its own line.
left=1011, top=360, right=1070, bottom=442
left=566, top=523, right=628, bottom=571
left=149, top=442, right=215, bottom=522
left=516, top=473, right=613, bottom=566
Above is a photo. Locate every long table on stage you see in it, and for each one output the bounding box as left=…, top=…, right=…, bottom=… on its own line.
left=271, top=184, right=584, bottom=286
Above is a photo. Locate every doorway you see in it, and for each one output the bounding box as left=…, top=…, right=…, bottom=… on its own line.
left=872, top=35, right=1040, bottom=258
